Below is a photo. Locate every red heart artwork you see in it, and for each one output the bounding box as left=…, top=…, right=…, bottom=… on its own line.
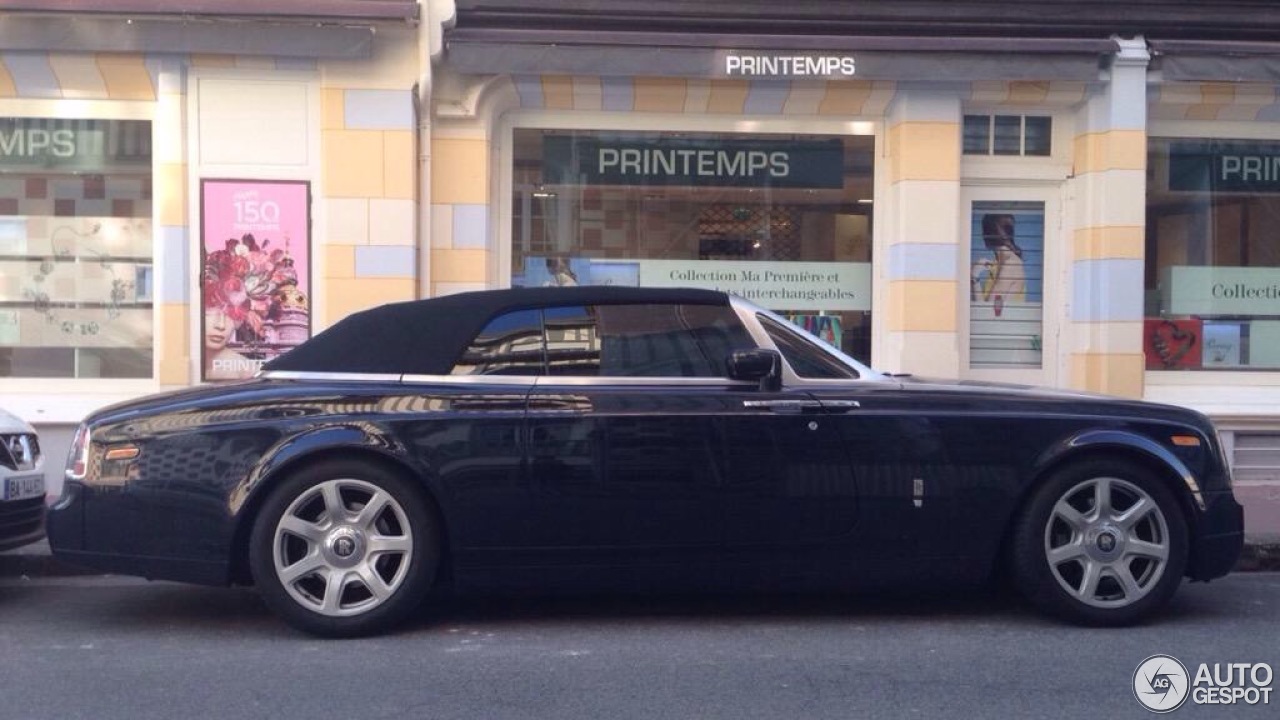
left=1143, top=318, right=1202, bottom=369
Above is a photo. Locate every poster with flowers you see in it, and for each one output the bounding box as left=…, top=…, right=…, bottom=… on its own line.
left=200, top=180, right=311, bottom=381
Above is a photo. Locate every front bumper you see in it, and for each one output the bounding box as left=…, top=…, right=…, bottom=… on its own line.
left=0, top=496, right=47, bottom=552
left=1187, top=490, right=1244, bottom=581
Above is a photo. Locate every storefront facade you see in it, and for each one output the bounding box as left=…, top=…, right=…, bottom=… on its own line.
left=2, top=1, right=1279, bottom=536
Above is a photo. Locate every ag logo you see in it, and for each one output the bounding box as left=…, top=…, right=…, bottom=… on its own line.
left=1134, top=655, right=1190, bottom=713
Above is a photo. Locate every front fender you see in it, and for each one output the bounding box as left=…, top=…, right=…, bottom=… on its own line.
left=1033, top=428, right=1206, bottom=511
left=229, top=423, right=405, bottom=515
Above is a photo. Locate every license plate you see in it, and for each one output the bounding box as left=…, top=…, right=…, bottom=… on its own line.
left=3, top=474, right=44, bottom=502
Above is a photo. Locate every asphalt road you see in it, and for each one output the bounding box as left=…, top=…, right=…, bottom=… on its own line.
left=1, top=573, right=1278, bottom=720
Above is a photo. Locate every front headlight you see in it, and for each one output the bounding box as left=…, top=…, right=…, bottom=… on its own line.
left=65, top=423, right=90, bottom=481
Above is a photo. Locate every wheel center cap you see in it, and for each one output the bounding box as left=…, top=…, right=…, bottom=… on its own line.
left=1086, top=523, right=1125, bottom=561
left=324, top=527, right=366, bottom=567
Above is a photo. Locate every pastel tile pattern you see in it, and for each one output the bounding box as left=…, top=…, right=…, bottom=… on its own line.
left=888, top=281, right=957, bottom=332
left=541, top=76, right=575, bottom=110
left=633, top=77, right=687, bottom=113
left=355, top=246, right=417, bottom=278
left=325, top=245, right=356, bottom=279
left=451, top=204, right=489, bottom=249
left=344, top=89, right=414, bottom=130
left=888, top=122, right=960, bottom=183
left=158, top=303, right=191, bottom=386
left=430, top=249, right=488, bottom=283
left=324, top=278, right=417, bottom=324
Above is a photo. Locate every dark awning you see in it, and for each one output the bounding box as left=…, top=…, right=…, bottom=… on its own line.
left=445, top=29, right=1118, bottom=81
left=1151, top=39, right=1280, bottom=83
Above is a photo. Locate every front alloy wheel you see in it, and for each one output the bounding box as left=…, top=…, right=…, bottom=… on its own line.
left=1012, top=459, right=1188, bottom=626
left=250, top=460, right=438, bottom=637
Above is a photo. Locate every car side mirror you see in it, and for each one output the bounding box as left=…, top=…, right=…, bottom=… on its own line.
left=727, top=349, right=782, bottom=392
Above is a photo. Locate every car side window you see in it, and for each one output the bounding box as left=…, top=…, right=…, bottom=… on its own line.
left=451, top=308, right=545, bottom=375
left=758, top=314, right=859, bottom=379
left=545, top=303, right=754, bottom=378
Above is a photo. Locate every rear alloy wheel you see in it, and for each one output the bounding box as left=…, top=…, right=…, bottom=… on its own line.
left=1012, top=459, right=1188, bottom=626
left=250, top=460, right=438, bottom=637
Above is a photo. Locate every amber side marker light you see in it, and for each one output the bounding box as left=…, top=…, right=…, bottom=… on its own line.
left=104, top=445, right=140, bottom=461
left=1170, top=435, right=1202, bottom=447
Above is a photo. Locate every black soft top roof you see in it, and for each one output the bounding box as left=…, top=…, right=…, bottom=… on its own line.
left=263, top=286, right=731, bottom=375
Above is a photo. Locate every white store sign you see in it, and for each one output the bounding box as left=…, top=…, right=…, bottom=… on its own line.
left=1162, top=266, right=1280, bottom=316
left=638, top=260, right=871, bottom=312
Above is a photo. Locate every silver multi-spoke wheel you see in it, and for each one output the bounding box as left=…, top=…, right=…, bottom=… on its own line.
left=271, top=478, right=414, bottom=618
left=1043, top=476, right=1170, bottom=609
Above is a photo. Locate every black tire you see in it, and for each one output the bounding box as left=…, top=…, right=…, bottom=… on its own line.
left=1010, top=458, right=1189, bottom=626
left=249, top=458, right=439, bottom=637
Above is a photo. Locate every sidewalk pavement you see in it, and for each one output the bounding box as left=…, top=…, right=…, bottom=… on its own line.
left=5, top=536, right=1280, bottom=579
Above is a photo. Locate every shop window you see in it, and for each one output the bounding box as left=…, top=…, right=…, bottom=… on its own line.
left=963, top=115, right=1052, bottom=157
left=1146, top=138, right=1280, bottom=371
left=510, top=129, right=874, bottom=363
left=0, top=118, right=153, bottom=379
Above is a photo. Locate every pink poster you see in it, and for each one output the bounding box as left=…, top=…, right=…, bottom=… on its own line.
left=200, top=180, right=311, bottom=381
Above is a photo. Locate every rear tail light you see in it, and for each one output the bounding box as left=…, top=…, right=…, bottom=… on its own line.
left=65, top=423, right=90, bottom=481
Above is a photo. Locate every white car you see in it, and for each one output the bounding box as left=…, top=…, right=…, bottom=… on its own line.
left=0, top=407, right=45, bottom=551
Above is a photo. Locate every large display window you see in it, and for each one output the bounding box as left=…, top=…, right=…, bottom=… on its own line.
left=0, top=118, right=153, bottom=378
left=1147, top=138, right=1280, bottom=371
left=510, top=128, right=874, bottom=361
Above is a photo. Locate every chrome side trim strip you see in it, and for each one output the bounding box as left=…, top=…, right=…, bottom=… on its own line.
left=534, top=376, right=756, bottom=388
left=401, top=373, right=538, bottom=387
left=259, top=371, right=402, bottom=383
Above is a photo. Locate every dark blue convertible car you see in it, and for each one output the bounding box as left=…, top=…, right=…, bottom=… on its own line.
left=48, top=287, right=1243, bottom=636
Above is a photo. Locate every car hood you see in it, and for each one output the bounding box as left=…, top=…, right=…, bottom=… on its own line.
left=891, top=375, right=1212, bottom=426
left=0, top=406, right=36, bottom=434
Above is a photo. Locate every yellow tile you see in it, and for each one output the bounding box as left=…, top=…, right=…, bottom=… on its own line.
left=818, top=81, right=873, bottom=115
left=1070, top=353, right=1144, bottom=398
left=325, top=245, right=356, bottom=279
left=1006, top=81, right=1050, bottom=105
left=190, top=54, right=236, bottom=68
left=431, top=138, right=488, bottom=205
left=95, top=54, right=154, bottom=100
left=321, top=88, right=346, bottom=130
left=383, top=130, right=415, bottom=200
left=323, top=130, right=385, bottom=198
left=324, top=278, right=416, bottom=324
left=1073, top=226, right=1144, bottom=260
left=888, top=122, right=960, bottom=183
left=888, top=280, right=957, bottom=332
left=541, top=76, right=575, bottom=110
left=158, top=303, right=190, bottom=386
left=430, top=249, right=488, bottom=283
left=1073, top=130, right=1146, bottom=175
left=634, top=77, right=688, bottom=113
left=0, top=59, right=14, bottom=97
left=156, top=163, right=187, bottom=226
left=706, top=80, right=748, bottom=114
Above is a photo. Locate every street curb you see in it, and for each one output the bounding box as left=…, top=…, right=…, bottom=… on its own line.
left=5, top=541, right=1280, bottom=580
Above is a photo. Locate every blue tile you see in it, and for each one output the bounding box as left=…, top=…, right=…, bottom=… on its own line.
left=887, top=244, right=957, bottom=281
left=1071, top=259, right=1144, bottom=322
left=452, top=204, right=489, bottom=249
left=355, top=246, right=417, bottom=278
left=158, top=226, right=189, bottom=304
left=601, top=77, right=633, bottom=112
left=2, top=53, right=60, bottom=98
left=344, top=89, right=414, bottom=130
left=743, top=80, right=789, bottom=115
left=513, top=76, right=544, bottom=109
